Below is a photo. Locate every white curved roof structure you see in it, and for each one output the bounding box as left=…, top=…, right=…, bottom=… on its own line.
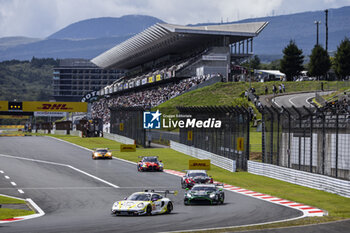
left=91, top=22, right=268, bottom=70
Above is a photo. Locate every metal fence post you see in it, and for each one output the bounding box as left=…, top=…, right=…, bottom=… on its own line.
left=265, top=107, right=274, bottom=164
left=336, top=111, right=339, bottom=178
left=303, top=106, right=313, bottom=173
left=292, top=106, right=302, bottom=170
left=271, top=106, right=281, bottom=165
left=282, top=106, right=291, bottom=168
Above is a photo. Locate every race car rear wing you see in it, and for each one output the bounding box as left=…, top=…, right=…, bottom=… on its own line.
left=144, top=190, right=178, bottom=197
left=138, top=156, right=159, bottom=158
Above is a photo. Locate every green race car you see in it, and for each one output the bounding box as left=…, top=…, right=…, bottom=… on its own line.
left=184, top=184, right=224, bottom=205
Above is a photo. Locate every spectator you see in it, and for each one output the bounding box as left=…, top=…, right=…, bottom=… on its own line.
left=265, top=86, right=268, bottom=95
left=281, top=83, right=285, bottom=92
left=272, top=85, right=277, bottom=95
left=279, top=84, right=282, bottom=93
left=92, top=75, right=215, bottom=124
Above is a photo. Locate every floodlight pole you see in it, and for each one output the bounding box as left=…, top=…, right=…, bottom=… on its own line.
left=314, top=21, right=321, bottom=46
left=325, top=9, right=328, bottom=52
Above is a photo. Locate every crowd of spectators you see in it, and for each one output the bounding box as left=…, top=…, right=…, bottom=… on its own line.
left=92, top=75, right=215, bottom=123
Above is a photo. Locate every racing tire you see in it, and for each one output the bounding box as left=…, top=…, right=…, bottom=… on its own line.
left=166, top=202, right=173, bottom=214
left=181, top=182, right=187, bottom=189
left=184, top=200, right=189, bottom=206
left=146, top=205, right=152, bottom=216
left=92, top=156, right=96, bottom=160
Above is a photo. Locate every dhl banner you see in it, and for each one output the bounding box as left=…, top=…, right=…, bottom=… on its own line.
left=189, top=159, right=211, bottom=170
left=0, top=125, right=25, bottom=129
left=22, top=101, right=87, bottom=112
left=0, top=101, right=8, bottom=111
left=120, top=144, right=136, bottom=152
left=156, top=74, right=162, bottom=81
left=0, top=115, right=30, bottom=119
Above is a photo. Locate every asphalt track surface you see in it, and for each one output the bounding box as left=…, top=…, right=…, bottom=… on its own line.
left=272, top=91, right=335, bottom=109
left=0, top=136, right=303, bottom=233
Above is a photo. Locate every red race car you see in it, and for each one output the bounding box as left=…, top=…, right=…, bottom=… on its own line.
left=181, top=170, right=213, bottom=189
left=137, top=156, right=164, bottom=172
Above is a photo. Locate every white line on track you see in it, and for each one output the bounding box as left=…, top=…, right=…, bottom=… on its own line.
left=18, top=189, right=24, bottom=194
left=4, top=175, right=10, bottom=179
left=288, top=95, right=299, bottom=107
left=272, top=97, right=281, bottom=107
left=11, top=181, right=17, bottom=186
left=0, top=153, right=119, bottom=189
left=306, top=96, right=314, bottom=106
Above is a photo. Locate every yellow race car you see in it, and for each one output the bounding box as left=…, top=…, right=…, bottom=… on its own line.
left=92, top=148, right=113, bottom=160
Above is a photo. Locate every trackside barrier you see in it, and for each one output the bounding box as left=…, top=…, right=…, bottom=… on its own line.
left=248, top=161, right=350, bottom=198
left=170, top=140, right=234, bottom=172
left=103, top=132, right=135, bottom=145
left=51, top=130, right=67, bottom=135
left=70, top=130, right=83, bottom=137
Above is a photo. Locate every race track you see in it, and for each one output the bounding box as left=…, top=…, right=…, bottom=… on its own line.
left=0, top=136, right=302, bottom=233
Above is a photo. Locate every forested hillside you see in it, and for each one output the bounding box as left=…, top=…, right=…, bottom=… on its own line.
left=0, top=58, right=57, bottom=101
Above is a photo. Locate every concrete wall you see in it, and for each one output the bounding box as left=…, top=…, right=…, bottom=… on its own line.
left=103, top=132, right=135, bottom=144
left=248, top=160, right=350, bottom=198
left=170, top=140, right=235, bottom=172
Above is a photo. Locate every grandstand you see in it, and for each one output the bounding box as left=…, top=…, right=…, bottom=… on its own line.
left=90, top=21, right=268, bottom=125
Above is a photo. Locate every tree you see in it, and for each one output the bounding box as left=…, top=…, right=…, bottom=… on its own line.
left=308, top=45, right=331, bottom=80
left=334, top=37, right=350, bottom=79
left=280, top=40, right=304, bottom=81
left=250, top=55, right=261, bottom=69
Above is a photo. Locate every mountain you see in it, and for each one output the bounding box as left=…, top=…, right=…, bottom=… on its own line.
left=0, top=15, right=164, bottom=61
left=238, top=6, right=350, bottom=61
left=48, top=15, right=163, bottom=39
left=0, top=7, right=349, bottom=61
left=0, top=36, right=41, bottom=50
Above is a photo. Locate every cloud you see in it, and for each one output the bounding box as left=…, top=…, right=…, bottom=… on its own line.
left=0, top=0, right=349, bottom=38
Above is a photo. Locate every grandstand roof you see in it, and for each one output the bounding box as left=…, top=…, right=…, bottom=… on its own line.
left=91, top=22, right=268, bottom=70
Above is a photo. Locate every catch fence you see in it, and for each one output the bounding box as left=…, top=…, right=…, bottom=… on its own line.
left=177, top=106, right=250, bottom=170
left=261, top=104, right=350, bottom=180
left=109, top=106, right=146, bottom=146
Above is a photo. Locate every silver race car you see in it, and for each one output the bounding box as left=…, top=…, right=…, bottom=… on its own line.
left=111, top=190, right=177, bottom=216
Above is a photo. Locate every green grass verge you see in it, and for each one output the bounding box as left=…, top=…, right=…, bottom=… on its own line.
left=0, top=196, right=26, bottom=204
left=0, top=195, right=34, bottom=220
left=0, top=209, right=35, bottom=220
left=35, top=134, right=350, bottom=231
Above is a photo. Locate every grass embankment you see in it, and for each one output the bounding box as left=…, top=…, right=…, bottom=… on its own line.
left=41, top=134, right=350, bottom=231
left=156, top=81, right=345, bottom=115
left=0, top=196, right=34, bottom=220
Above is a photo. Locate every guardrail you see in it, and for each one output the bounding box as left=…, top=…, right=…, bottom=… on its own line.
left=248, top=160, right=350, bottom=198
left=170, top=140, right=235, bottom=172
left=103, top=132, right=135, bottom=145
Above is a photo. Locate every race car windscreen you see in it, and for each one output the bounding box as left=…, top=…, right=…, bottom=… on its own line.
left=192, top=186, right=216, bottom=192
left=127, top=193, right=151, bottom=201
left=188, top=172, right=207, bottom=177
left=143, top=157, right=158, bottom=162
left=96, top=149, right=108, bottom=153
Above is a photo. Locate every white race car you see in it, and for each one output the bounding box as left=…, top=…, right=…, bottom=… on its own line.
left=111, top=190, right=177, bottom=216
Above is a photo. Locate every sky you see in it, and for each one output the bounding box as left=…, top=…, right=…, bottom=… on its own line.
left=0, top=0, right=350, bottom=38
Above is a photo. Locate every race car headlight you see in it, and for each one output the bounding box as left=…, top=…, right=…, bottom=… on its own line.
left=159, top=163, right=163, bottom=167
left=142, top=164, right=147, bottom=167
left=137, top=203, right=144, bottom=208
left=209, top=193, right=216, bottom=198
left=107, top=152, right=112, bottom=156
left=186, top=193, right=192, bottom=197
